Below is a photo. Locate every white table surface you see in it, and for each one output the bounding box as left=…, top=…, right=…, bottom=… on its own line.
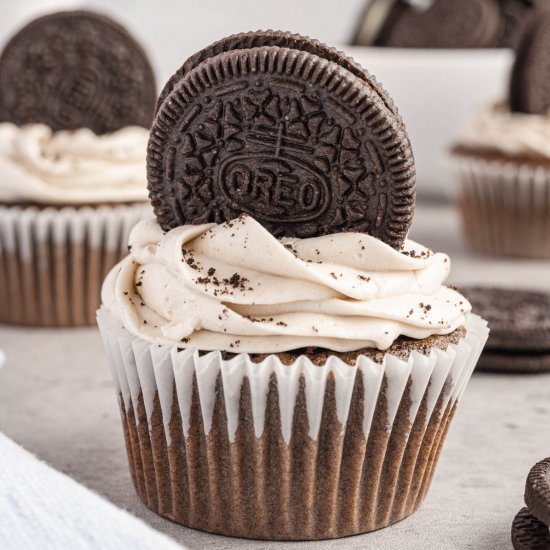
left=1, top=203, right=549, bottom=550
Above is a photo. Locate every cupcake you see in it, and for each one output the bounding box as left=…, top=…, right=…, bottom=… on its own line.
left=450, top=9, right=550, bottom=259
left=98, top=31, right=489, bottom=540
left=0, top=10, right=156, bottom=326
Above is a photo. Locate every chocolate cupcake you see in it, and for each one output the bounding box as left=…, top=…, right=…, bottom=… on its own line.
left=97, top=31, right=489, bottom=540
left=450, top=8, right=550, bottom=259
left=0, top=11, right=156, bottom=326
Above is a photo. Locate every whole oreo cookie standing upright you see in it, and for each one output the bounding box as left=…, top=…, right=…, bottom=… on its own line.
left=148, top=31, right=416, bottom=247
left=0, top=10, right=157, bottom=134
left=510, top=5, right=550, bottom=113
left=372, top=0, right=502, bottom=48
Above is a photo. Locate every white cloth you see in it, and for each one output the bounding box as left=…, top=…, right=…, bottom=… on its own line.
left=0, top=433, right=183, bottom=550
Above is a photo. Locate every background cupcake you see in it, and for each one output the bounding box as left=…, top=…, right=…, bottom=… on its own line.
left=450, top=7, right=550, bottom=259
left=0, top=10, right=156, bottom=326
left=98, top=31, right=489, bottom=540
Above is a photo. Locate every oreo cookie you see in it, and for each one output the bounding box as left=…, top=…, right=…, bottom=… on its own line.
left=477, top=351, right=550, bottom=373
left=499, top=0, right=537, bottom=48
left=512, top=507, right=550, bottom=550
left=462, top=287, right=550, bottom=352
left=462, top=287, right=550, bottom=373
left=0, top=10, right=156, bottom=134
left=148, top=31, right=415, bottom=246
left=156, top=30, right=397, bottom=115
left=525, top=458, right=550, bottom=528
left=354, top=0, right=502, bottom=48
left=510, top=6, right=550, bottom=114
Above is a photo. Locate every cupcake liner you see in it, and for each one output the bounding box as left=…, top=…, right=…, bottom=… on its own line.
left=0, top=204, right=150, bottom=326
left=451, top=155, right=550, bottom=259
left=97, top=308, right=488, bottom=540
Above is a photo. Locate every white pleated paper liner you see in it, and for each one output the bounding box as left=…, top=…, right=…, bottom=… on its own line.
left=97, top=307, right=489, bottom=540
left=0, top=203, right=150, bottom=326
left=450, top=154, right=550, bottom=259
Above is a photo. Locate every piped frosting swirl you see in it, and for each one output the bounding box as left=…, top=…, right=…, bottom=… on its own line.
left=102, top=215, right=470, bottom=354
left=0, top=123, right=149, bottom=204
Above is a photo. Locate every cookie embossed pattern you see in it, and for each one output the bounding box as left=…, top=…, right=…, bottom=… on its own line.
left=149, top=31, right=415, bottom=247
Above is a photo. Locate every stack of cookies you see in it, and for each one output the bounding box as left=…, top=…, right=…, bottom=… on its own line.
left=512, top=457, right=550, bottom=549
left=463, top=287, right=550, bottom=373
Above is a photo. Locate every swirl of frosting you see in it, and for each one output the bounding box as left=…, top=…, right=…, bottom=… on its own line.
left=455, top=102, right=550, bottom=160
left=102, top=215, right=471, bottom=354
left=0, top=123, right=149, bottom=204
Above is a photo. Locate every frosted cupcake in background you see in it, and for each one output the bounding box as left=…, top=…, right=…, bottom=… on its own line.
left=98, top=31, right=489, bottom=540
left=450, top=8, right=550, bottom=259
left=0, top=10, right=157, bottom=326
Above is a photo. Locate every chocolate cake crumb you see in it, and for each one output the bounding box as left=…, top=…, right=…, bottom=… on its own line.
left=217, top=327, right=467, bottom=366
left=419, top=303, right=432, bottom=314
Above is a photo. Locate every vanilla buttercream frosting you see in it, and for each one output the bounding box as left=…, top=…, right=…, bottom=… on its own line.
left=102, top=215, right=471, bottom=354
left=0, top=123, right=149, bottom=204
left=455, top=102, right=550, bottom=160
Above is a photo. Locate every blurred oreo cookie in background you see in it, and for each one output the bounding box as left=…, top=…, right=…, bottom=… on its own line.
left=352, top=0, right=541, bottom=48
left=461, top=287, right=550, bottom=374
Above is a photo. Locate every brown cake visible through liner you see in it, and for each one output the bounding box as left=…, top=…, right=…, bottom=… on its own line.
left=451, top=148, right=550, bottom=260
left=0, top=202, right=147, bottom=326
left=117, top=326, right=467, bottom=540
left=221, top=327, right=466, bottom=365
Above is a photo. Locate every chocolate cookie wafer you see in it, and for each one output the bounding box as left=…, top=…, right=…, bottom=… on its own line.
left=462, top=287, right=550, bottom=373
left=361, top=0, right=502, bottom=48
left=510, top=6, right=550, bottom=114
left=0, top=10, right=156, bottom=134
left=156, top=30, right=397, bottom=115
left=148, top=31, right=415, bottom=247
left=461, top=287, right=550, bottom=352
left=525, top=458, right=550, bottom=528
left=512, top=507, right=550, bottom=550
left=477, top=351, right=550, bottom=373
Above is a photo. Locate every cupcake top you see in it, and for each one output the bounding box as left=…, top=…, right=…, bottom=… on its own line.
left=0, top=11, right=156, bottom=205
left=102, top=30, right=472, bottom=356
left=453, top=102, right=550, bottom=161
left=102, top=215, right=470, bottom=353
left=0, top=123, right=149, bottom=204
